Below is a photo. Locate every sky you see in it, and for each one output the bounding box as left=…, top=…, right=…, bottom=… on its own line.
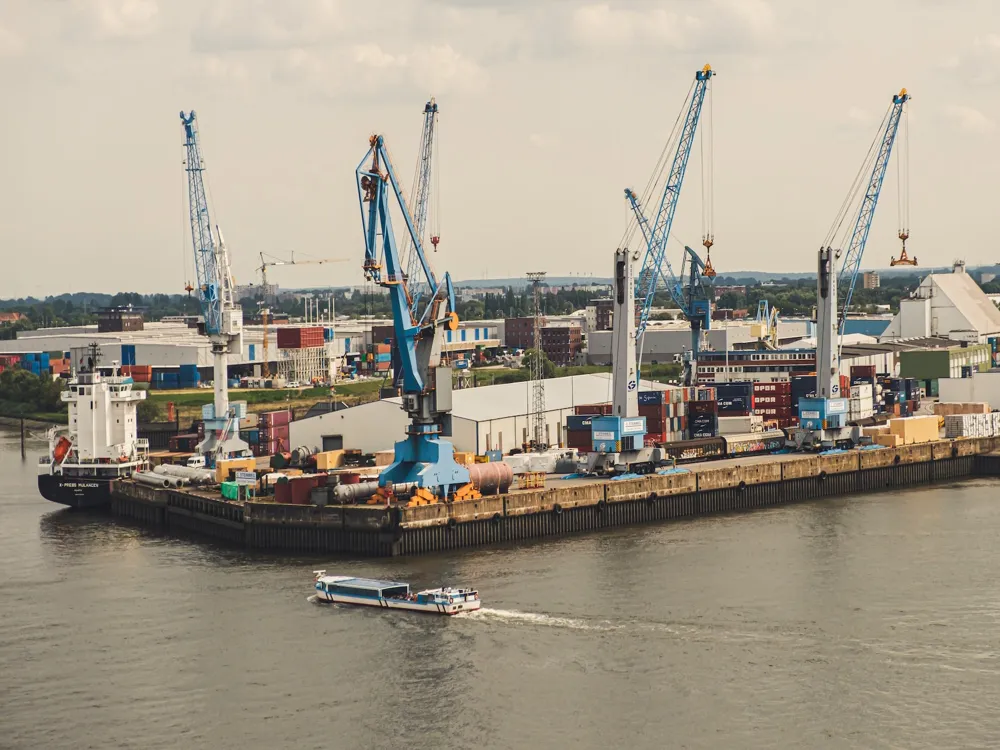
left=0, top=0, right=997, bottom=298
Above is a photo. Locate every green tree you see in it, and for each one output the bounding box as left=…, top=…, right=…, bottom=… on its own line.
left=136, top=399, right=163, bottom=423
left=521, top=348, right=556, bottom=378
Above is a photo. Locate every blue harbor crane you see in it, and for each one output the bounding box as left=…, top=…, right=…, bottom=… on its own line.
left=356, top=134, right=477, bottom=503
left=793, top=88, right=910, bottom=451
left=625, top=64, right=715, bottom=386
left=179, top=111, right=249, bottom=461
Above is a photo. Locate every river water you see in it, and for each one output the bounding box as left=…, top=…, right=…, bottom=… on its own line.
left=3, top=427, right=1000, bottom=749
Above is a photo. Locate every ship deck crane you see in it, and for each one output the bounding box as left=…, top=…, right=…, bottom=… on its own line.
left=255, top=253, right=347, bottom=379
left=625, top=64, right=715, bottom=388
left=581, top=64, right=714, bottom=476
left=180, top=111, right=248, bottom=461
left=356, top=134, right=477, bottom=504
left=793, top=88, right=910, bottom=451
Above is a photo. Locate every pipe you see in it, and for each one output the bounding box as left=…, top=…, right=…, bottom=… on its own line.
left=291, top=445, right=315, bottom=465
left=467, top=461, right=514, bottom=495
left=153, top=464, right=215, bottom=484
left=134, top=472, right=170, bottom=488
left=331, top=480, right=418, bottom=504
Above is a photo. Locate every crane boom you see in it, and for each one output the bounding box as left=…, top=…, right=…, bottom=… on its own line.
left=837, top=89, right=910, bottom=330
left=401, top=98, right=440, bottom=313
left=631, top=64, right=714, bottom=341
left=180, top=110, right=246, bottom=460
left=356, top=134, right=471, bottom=501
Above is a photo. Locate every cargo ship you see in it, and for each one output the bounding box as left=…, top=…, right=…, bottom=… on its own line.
left=37, top=345, right=149, bottom=509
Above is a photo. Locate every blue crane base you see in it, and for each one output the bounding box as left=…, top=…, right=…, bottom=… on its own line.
left=378, top=434, right=472, bottom=498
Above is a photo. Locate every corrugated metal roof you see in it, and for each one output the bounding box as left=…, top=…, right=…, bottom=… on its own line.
left=926, top=269, right=1000, bottom=335
left=385, top=372, right=669, bottom=423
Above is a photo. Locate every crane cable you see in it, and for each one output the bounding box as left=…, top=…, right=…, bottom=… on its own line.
left=700, top=81, right=715, bottom=262
left=896, top=106, right=910, bottom=245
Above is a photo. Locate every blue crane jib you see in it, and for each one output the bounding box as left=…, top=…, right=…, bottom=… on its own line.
left=629, top=64, right=713, bottom=342
left=180, top=111, right=225, bottom=337
left=355, top=134, right=473, bottom=501
left=837, top=89, right=909, bottom=331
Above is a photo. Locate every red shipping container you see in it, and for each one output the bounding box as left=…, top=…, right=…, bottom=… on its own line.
left=262, top=410, right=291, bottom=427
left=276, top=326, right=325, bottom=350
left=718, top=409, right=751, bottom=417
left=850, top=365, right=876, bottom=379
left=263, top=424, right=290, bottom=439
left=753, top=381, right=791, bottom=394
left=575, top=404, right=611, bottom=416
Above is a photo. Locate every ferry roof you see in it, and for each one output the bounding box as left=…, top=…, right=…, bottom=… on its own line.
left=319, top=576, right=408, bottom=591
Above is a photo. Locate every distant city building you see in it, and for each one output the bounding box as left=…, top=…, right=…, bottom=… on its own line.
left=592, top=299, right=613, bottom=331
left=863, top=271, right=881, bottom=289
left=504, top=316, right=545, bottom=350
left=235, top=282, right=278, bottom=300
left=713, top=285, right=747, bottom=300
left=540, top=323, right=582, bottom=366
left=97, top=307, right=143, bottom=333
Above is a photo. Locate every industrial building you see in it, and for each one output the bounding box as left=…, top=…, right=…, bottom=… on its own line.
left=880, top=261, right=1000, bottom=343
left=289, top=373, right=668, bottom=455
left=898, top=343, right=992, bottom=381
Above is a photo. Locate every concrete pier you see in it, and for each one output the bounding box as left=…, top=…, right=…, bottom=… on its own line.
left=110, top=437, right=1000, bottom=557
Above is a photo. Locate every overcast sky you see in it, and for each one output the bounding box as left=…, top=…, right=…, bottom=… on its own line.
left=0, top=0, right=996, bottom=298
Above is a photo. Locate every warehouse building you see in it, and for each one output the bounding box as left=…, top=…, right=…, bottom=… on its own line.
left=288, top=373, right=668, bottom=455
left=880, top=261, right=1000, bottom=343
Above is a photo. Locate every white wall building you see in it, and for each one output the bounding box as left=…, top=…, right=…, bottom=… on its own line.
left=880, top=262, right=1000, bottom=344
left=289, top=373, right=669, bottom=455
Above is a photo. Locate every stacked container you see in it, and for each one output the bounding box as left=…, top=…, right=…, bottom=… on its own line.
left=716, top=382, right=754, bottom=416
left=565, top=414, right=594, bottom=452
left=152, top=370, right=180, bottom=389
left=687, top=399, right=719, bottom=439
left=848, top=382, right=874, bottom=421
left=259, top=409, right=292, bottom=455
left=752, top=381, right=794, bottom=428
left=179, top=364, right=201, bottom=388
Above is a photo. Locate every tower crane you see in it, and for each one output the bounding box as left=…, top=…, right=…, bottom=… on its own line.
left=356, top=134, right=477, bottom=504
left=624, top=64, right=715, bottom=387
left=401, top=98, right=440, bottom=314
left=793, top=88, right=910, bottom=451
left=254, top=253, right=348, bottom=379
left=179, top=111, right=249, bottom=460
left=581, top=64, right=714, bottom=476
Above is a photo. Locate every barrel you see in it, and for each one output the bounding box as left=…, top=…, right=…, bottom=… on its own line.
left=467, top=461, right=514, bottom=495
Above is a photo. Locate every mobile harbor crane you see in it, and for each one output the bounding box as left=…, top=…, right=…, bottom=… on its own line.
left=582, top=64, right=715, bottom=476
left=356, top=134, right=478, bottom=503
left=180, top=111, right=250, bottom=462
left=792, top=88, right=910, bottom=451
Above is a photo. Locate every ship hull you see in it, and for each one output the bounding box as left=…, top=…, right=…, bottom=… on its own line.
left=37, top=473, right=113, bottom=510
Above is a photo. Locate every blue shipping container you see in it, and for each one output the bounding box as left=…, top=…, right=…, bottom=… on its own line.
left=638, top=390, right=665, bottom=405
left=566, top=415, right=593, bottom=431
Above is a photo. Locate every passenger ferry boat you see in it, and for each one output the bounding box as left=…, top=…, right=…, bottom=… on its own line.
left=313, top=572, right=481, bottom=615
left=38, top=344, right=149, bottom=509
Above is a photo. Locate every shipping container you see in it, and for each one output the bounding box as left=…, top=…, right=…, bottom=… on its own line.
left=276, top=326, right=325, bottom=349
left=575, top=403, right=612, bottom=416
left=687, top=400, right=719, bottom=416
left=752, top=381, right=791, bottom=394
left=722, top=430, right=785, bottom=456
left=638, top=390, right=666, bottom=405
left=565, top=415, right=594, bottom=431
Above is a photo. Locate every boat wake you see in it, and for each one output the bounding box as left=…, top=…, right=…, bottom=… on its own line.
left=465, top=608, right=621, bottom=632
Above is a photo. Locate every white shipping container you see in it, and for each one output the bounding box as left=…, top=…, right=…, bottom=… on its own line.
left=850, top=384, right=873, bottom=399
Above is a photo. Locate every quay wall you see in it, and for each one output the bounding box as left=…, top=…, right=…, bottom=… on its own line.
left=110, top=438, right=1000, bottom=557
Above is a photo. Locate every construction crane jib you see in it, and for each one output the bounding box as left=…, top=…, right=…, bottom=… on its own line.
left=356, top=134, right=477, bottom=503
left=179, top=111, right=247, bottom=460
left=401, top=98, right=440, bottom=315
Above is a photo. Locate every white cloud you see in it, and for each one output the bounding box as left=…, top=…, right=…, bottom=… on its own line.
left=201, top=55, right=248, bottom=82
left=409, top=44, right=485, bottom=93
left=193, top=0, right=344, bottom=52
left=71, top=0, right=159, bottom=40
left=0, top=25, right=24, bottom=57
left=945, top=104, right=995, bottom=134
left=570, top=4, right=699, bottom=48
